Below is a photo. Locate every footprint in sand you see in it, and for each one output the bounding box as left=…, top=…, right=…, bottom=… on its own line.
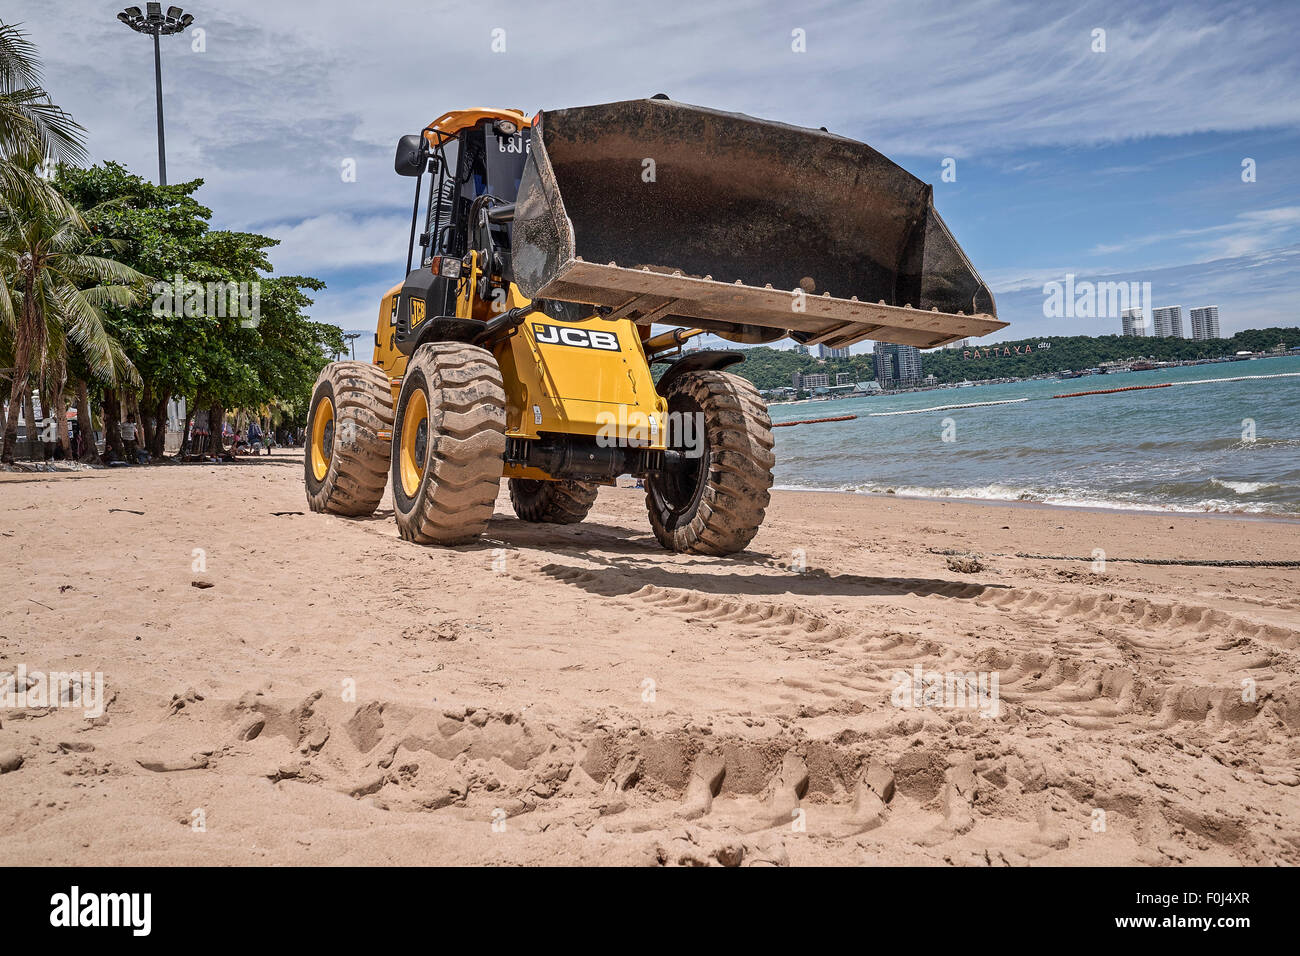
left=594, top=752, right=642, bottom=815
left=745, top=751, right=809, bottom=833
left=917, top=761, right=977, bottom=846
left=833, top=759, right=896, bottom=837
left=679, top=752, right=726, bottom=820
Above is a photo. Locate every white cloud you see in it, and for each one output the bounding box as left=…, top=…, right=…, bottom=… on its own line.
left=256, top=212, right=409, bottom=274
left=1091, top=206, right=1300, bottom=260
left=11, top=0, right=1300, bottom=330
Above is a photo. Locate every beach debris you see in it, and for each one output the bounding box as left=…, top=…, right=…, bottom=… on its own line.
left=1016, top=551, right=1300, bottom=568
left=168, top=687, right=204, bottom=714
left=136, top=753, right=210, bottom=772
left=946, top=555, right=985, bottom=573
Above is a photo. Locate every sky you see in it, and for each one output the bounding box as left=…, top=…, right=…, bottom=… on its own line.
left=9, top=0, right=1300, bottom=349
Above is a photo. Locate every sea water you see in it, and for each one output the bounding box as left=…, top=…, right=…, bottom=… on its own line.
left=768, top=354, right=1300, bottom=516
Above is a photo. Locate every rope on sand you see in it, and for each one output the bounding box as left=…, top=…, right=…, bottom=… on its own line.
left=867, top=399, right=1028, bottom=417
left=771, top=414, right=858, bottom=427
left=929, top=548, right=1300, bottom=568
left=1016, top=552, right=1300, bottom=568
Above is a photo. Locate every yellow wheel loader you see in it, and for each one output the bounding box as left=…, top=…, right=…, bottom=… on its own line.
left=304, top=97, right=1005, bottom=553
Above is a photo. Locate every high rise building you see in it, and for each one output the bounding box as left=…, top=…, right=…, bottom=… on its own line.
left=1152, top=305, right=1184, bottom=338
left=1121, top=308, right=1147, bottom=336
left=873, top=342, right=923, bottom=388
left=817, top=344, right=850, bottom=359
left=1189, top=306, right=1221, bottom=340
left=792, top=371, right=829, bottom=390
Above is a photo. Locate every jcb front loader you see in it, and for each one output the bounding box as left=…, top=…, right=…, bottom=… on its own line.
left=304, top=97, right=1004, bottom=553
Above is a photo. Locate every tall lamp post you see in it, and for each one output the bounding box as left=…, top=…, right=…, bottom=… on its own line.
left=343, top=332, right=362, bottom=361
left=117, top=4, right=194, bottom=186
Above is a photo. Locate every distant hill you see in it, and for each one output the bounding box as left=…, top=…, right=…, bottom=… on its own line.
left=722, top=328, right=1299, bottom=390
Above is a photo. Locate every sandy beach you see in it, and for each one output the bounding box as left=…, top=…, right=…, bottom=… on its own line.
left=1, top=452, right=1297, bottom=866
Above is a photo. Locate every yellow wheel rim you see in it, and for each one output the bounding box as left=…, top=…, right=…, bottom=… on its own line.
left=310, top=396, right=334, bottom=481
left=399, top=386, right=429, bottom=498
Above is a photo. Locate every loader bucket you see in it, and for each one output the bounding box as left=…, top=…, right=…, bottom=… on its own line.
left=512, top=98, right=1005, bottom=350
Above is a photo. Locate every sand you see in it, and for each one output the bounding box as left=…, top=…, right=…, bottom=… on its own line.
left=1, top=451, right=1297, bottom=866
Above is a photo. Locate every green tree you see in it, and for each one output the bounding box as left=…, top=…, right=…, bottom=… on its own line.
left=55, top=162, right=341, bottom=459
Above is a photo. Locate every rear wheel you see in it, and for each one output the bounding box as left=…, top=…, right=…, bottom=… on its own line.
left=509, top=478, right=599, bottom=524
left=646, top=370, right=774, bottom=555
left=391, top=342, right=506, bottom=545
left=304, top=361, right=393, bottom=516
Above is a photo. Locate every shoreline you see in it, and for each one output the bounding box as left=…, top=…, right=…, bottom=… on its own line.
left=770, top=484, right=1300, bottom=525
left=7, top=461, right=1299, bottom=525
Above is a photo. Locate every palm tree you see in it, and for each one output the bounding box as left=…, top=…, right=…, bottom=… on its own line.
left=0, top=21, right=96, bottom=460
left=0, top=21, right=85, bottom=163
left=0, top=171, right=144, bottom=461
left=0, top=22, right=85, bottom=219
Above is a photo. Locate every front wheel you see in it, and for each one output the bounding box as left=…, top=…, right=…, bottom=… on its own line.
left=645, top=370, right=775, bottom=555
left=391, top=342, right=506, bottom=545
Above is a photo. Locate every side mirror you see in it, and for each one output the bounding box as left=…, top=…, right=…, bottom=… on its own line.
left=394, top=134, right=427, bottom=177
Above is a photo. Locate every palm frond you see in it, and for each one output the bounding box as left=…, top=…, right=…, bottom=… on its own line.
left=0, top=155, right=78, bottom=221
left=55, top=253, right=150, bottom=291
left=80, top=283, right=140, bottom=310
left=0, top=23, right=43, bottom=91
left=0, top=23, right=87, bottom=165
left=50, top=281, right=119, bottom=383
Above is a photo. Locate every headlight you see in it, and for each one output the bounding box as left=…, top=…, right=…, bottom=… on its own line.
left=431, top=255, right=462, bottom=279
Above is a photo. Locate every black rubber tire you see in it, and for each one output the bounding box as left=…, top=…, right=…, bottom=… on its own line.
left=304, top=361, right=393, bottom=516
left=391, top=342, right=506, bottom=545
left=645, top=370, right=775, bottom=555
left=509, top=478, right=600, bottom=524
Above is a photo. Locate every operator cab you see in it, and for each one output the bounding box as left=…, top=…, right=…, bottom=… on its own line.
left=391, top=113, right=532, bottom=354
left=422, top=118, right=530, bottom=273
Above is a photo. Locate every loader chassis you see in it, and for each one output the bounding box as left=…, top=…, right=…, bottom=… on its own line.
left=306, top=99, right=1001, bottom=554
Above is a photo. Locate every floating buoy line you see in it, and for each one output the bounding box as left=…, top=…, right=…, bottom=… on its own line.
left=771, top=371, right=1300, bottom=425
left=771, top=414, right=858, bottom=427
